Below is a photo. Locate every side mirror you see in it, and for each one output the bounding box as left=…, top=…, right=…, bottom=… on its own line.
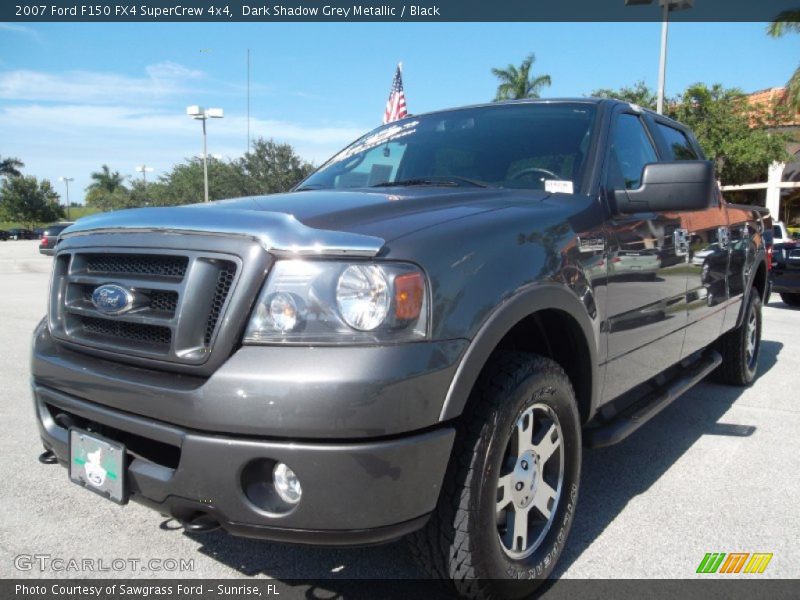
left=614, top=160, right=715, bottom=214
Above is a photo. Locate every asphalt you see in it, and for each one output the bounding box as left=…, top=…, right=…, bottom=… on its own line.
left=0, top=240, right=797, bottom=586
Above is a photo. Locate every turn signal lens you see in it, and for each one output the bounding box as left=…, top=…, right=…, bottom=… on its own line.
left=394, top=272, right=424, bottom=320
left=269, top=292, right=299, bottom=332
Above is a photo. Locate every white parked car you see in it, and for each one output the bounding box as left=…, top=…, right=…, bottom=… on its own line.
left=773, top=221, right=792, bottom=244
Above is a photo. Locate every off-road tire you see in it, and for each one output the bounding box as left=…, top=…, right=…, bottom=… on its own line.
left=714, top=291, right=762, bottom=386
left=407, top=353, right=581, bottom=599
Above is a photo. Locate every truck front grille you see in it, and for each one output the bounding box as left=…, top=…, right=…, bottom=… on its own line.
left=78, top=316, right=173, bottom=347
left=205, top=262, right=237, bottom=346
left=85, top=254, right=188, bottom=278
left=49, top=247, right=242, bottom=368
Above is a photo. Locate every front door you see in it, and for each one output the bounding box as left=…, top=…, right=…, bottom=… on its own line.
left=602, top=111, right=688, bottom=401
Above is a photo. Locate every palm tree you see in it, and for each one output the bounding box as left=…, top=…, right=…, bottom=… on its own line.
left=768, top=10, right=800, bottom=112
left=0, top=155, right=24, bottom=178
left=88, top=164, right=126, bottom=193
left=491, top=54, right=552, bottom=101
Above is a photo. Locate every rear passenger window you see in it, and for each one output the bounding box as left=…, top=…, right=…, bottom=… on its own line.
left=657, top=123, right=699, bottom=160
left=607, top=114, right=658, bottom=190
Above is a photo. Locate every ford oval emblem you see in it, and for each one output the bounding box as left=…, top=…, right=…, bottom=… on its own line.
left=91, top=284, right=134, bottom=315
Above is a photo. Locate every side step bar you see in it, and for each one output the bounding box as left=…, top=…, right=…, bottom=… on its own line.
left=585, top=350, right=722, bottom=448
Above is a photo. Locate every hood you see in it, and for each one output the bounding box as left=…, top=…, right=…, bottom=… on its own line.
left=63, top=187, right=551, bottom=257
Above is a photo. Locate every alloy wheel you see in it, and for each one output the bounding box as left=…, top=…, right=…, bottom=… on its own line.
left=496, top=403, right=565, bottom=559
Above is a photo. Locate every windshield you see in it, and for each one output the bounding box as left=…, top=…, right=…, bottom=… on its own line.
left=298, top=103, right=597, bottom=192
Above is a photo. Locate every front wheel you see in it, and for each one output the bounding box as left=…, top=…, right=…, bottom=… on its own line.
left=408, top=353, right=581, bottom=599
left=780, top=292, right=800, bottom=307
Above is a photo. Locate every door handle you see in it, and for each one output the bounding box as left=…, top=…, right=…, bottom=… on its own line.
left=717, top=226, right=731, bottom=248
left=673, top=228, right=689, bottom=258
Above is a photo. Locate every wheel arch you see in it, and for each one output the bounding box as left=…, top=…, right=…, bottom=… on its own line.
left=439, top=283, right=600, bottom=425
left=735, top=254, right=768, bottom=328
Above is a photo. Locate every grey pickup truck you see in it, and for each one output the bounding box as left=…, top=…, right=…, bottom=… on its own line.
left=32, top=99, right=767, bottom=598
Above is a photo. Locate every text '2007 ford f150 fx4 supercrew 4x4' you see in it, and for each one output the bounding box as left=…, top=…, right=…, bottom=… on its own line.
left=32, top=99, right=767, bottom=598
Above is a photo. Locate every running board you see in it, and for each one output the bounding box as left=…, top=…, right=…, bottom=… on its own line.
left=584, top=350, right=722, bottom=448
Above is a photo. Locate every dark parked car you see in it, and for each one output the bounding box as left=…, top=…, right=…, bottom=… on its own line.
left=7, top=228, right=34, bottom=240
left=771, top=240, right=800, bottom=306
left=0, top=230, right=9, bottom=241
left=31, top=100, right=768, bottom=597
left=38, top=223, right=74, bottom=255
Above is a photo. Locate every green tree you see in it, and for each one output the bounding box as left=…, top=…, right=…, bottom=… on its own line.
left=152, top=157, right=250, bottom=206
left=0, top=155, right=24, bottom=178
left=87, top=164, right=127, bottom=194
left=150, top=138, right=313, bottom=206
left=767, top=10, right=800, bottom=112
left=0, top=176, right=64, bottom=229
left=669, top=83, right=789, bottom=185
left=238, top=138, right=315, bottom=194
left=491, top=53, right=552, bottom=101
left=591, top=81, right=657, bottom=110
left=85, top=186, right=138, bottom=212
left=84, top=164, right=132, bottom=210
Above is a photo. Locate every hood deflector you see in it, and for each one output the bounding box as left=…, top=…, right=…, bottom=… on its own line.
left=61, top=205, right=385, bottom=258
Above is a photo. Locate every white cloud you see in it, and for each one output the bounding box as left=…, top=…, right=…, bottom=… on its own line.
left=0, top=97, right=368, bottom=201
left=0, top=61, right=206, bottom=104
left=0, top=63, right=371, bottom=202
left=0, top=24, right=43, bottom=42
left=0, top=103, right=364, bottom=147
left=144, top=61, right=204, bottom=81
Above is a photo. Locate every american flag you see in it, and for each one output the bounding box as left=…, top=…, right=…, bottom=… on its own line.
left=383, top=64, right=408, bottom=124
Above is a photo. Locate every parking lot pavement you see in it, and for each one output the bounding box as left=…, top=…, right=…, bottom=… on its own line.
left=0, top=239, right=797, bottom=584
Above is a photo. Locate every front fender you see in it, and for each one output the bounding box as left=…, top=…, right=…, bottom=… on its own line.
left=438, top=282, right=601, bottom=423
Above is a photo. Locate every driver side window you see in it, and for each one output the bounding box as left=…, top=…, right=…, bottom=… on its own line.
left=608, top=114, right=658, bottom=190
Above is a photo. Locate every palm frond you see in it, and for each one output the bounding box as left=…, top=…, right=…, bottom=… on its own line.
left=768, top=10, right=800, bottom=37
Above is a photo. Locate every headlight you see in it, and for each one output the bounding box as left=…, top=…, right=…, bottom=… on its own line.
left=243, top=260, right=428, bottom=344
left=336, top=265, right=390, bottom=331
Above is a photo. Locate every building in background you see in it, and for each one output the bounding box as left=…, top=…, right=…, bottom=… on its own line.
left=722, top=88, right=800, bottom=228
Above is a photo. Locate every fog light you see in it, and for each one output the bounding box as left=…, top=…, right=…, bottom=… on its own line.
left=273, top=463, right=302, bottom=505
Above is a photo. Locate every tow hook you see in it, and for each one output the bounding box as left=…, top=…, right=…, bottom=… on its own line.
left=38, top=450, right=58, bottom=465
left=180, top=514, right=221, bottom=533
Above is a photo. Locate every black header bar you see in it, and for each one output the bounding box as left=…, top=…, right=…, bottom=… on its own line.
left=3, top=0, right=798, bottom=22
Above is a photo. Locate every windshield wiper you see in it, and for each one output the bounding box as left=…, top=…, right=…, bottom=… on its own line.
left=370, top=176, right=493, bottom=188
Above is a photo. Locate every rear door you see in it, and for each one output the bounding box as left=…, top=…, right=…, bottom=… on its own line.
left=649, top=118, right=729, bottom=358
left=602, top=109, right=689, bottom=401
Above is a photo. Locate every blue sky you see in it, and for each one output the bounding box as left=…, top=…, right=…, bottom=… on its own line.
left=1, top=22, right=798, bottom=203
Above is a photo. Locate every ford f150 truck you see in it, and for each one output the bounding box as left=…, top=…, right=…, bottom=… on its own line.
left=32, top=99, right=767, bottom=598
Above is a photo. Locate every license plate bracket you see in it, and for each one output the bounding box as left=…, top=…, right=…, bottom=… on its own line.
left=69, top=428, right=128, bottom=504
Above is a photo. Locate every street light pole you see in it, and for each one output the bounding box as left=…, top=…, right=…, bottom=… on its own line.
left=59, top=177, right=73, bottom=220
left=657, top=1, right=669, bottom=114
left=202, top=116, right=209, bottom=204
left=186, top=105, right=224, bottom=203
left=624, top=0, right=693, bottom=114
left=135, top=165, right=153, bottom=186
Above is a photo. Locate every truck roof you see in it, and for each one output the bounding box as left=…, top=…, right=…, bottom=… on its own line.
left=401, top=97, right=686, bottom=129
